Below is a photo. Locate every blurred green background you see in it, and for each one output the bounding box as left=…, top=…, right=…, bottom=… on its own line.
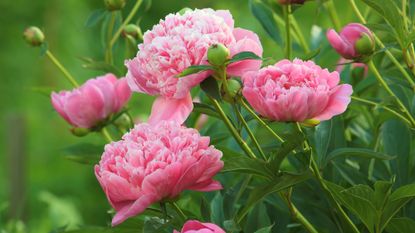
left=0, top=0, right=357, bottom=232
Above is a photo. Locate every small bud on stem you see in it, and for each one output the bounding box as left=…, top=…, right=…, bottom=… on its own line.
left=207, top=44, right=230, bottom=66
left=23, top=26, right=45, bottom=47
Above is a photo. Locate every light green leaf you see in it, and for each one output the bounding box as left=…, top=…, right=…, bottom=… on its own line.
left=254, top=224, right=274, bottom=233
left=85, top=9, right=107, bottom=28
left=62, top=143, right=104, bottom=165
left=384, top=217, right=415, bottom=233
left=177, top=65, right=215, bottom=78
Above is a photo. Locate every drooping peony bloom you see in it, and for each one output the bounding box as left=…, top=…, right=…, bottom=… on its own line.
left=51, top=74, right=131, bottom=129
left=174, top=220, right=225, bottom=233
left=326, top=23, right=375, bottom=60
left=95, top=121, right=224, bottom=226
left=242, top=59, right=353, bottom=122
left=126, top=8, right=263, bottom=123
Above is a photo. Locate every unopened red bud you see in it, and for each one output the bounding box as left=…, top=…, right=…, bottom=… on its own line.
left=23, top=26, right=44, bottom=47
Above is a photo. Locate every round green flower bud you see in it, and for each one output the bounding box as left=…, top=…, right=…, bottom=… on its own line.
left=23, top=26, right=45, bottom=47
left=226, top=79, right=242, bottom=98
left=71, top=127, right=90, bottom=137
left=301, top=118, right=320, bottom=127
left=355, top=33, right=375, bottom=56
left=208, top=43, right=230, bottom=66
left=178, top=7, right=192, bottom=15
left=104, top=0, right=126, bottom=11
left=122, top=24, right=142, bottom=40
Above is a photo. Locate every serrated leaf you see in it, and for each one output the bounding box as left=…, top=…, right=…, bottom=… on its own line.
left=62, top=143, right=104, bottom=165
left=227, top=51, right=261, bottom=64
left=200, top=76, right=221, bottom=101
left=85, top=9, right=107, bottom=28
left=177, top=65, right=215, bottom=78
left=249, top=0, right=281, bottom=44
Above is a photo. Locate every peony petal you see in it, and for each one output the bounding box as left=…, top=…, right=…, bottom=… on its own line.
left=314, top=84, right=353, bottom=121
left=227, top=35, right=263, bottom=77
left=148, top=94, right=193, bottom=125
left=112, top=194, right=158, bottom=226
left=326, top=29, right=354, bottom=59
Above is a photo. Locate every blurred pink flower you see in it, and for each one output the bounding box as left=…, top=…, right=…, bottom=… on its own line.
left=174, top=220, right=225, bottom=233
left=242, top=59, right=353, bottom=122
left=126, top=8, right=262, bottom=123
left=327, top=23, right=374, bottom=60
left=51, top=74, right=131, bottom=128
left=95, top=121, right=223, bottom=226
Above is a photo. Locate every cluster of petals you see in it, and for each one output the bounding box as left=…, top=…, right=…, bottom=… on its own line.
left=326, top=23, right=374, bottom=60
left=51, top=74, right=131, bottom=128
left=242, top=59, right=353, bottom=122
left=174, top=220, right=225, bottom=233
left=125, top=8, right=262, bottom=123
left=95, top=120, right=223, bottom=226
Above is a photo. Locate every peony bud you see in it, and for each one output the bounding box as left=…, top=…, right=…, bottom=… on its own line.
left=327, top=23, right=375, bottom=61
left=208, top=43, right=230, bottom=66
left=23, top=26, right=45, bottom=47
left=226, top=79, right=242, bottom=98
left=71, top=127, right=90, bottom=137
left=278, top=0, right=306, bottom=4
left=104, top=0, right=126, bottom=11
left=122, top=24, right=142, bottom=40
left=113, top=113, right=133, bottom=130
left=178, top=7, right=192, bottom=15
left=301, top=118, right=320, bottom=127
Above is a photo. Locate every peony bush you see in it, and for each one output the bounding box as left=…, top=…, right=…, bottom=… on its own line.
left=24, top=0, right=415, bottom=232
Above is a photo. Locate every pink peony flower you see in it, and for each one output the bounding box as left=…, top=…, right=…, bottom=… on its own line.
left=126, top=8, right=263, bottom=123
left=326, top=23, right=374, bottom=60
left=242, top=59, right=353, bottom=122
left=95, top=121, right=224, bottom=226
left=174, top=220, right=225, bottom=233
left=51, top=74, right=131, bottom=129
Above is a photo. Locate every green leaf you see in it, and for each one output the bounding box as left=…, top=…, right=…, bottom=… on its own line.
left=385, top=217, right=415, bottom=233
left=227, top=51, right=261, bottom=64
left=268, top=131, right=304, bottom=171
left=62, top=143, right=104, bottom=165
left=223, top=220, right=241, bottom=232
left=254, top=224, right=274, bottom=233
left=299, top=48, right=320, bottom=60
left=200, top=197, right=211, bottom=222
left=249, top=0, right=281, bottom=44
left=177, top=65, right=215, bottom=78
left=325, top=148, right=395, bottom=166
left=237, top=172, right=311, bottom=222
left=193, top=102, right=220, bottom=119
left=222, top=155, right=275, bottom=179
left=85, top=9, right=107, bottom=28
left=200, top=76, right=222, bottom=101
left=82, top=61, right=122, bottom=77
left=382, top=184, right=415, bottom=232
left=29, top=86, right=55, bottom=97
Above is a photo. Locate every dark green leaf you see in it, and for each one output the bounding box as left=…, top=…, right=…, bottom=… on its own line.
left=325, top=148, right=395, bottom=166
left=254, top=224, right=274, bottom=233
left=200, top=76, right=222, bottom=101
left=177, top=65, right=215, bottom=78
left=62, top=143, right=104, bottom=164
left=227, top=51, right=261, bottom=64
left=385, top=217, right=415, bottom=233
left=299, top=48, right=320, bottom=60
left=249, top=0, right=281, bottom=44
left=237, top=172, right=311, bottom=222
left=223, top=220, right=241, bottom=232
left=193, top=102, right=220, bottom=119
left=268, top=131, right=304, bottom=171
left=85, top=9, right=107, bottom=28
left=222, top=155, right=275, bottom=179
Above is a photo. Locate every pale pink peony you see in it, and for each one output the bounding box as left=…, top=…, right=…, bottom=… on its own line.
left=126, top=8, right=262, bottom=123
left=174, top=220, right=225, bottom=233
left=327, top=23, right=374, bottom=60
left=242, top=59, right=353, bottom=122
left=51, top=74, right=131, bottom=128
left=95, top=121, right=224, bottom=226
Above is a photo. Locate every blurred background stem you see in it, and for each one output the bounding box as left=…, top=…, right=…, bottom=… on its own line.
left=46, top=50, right=79, bottom=87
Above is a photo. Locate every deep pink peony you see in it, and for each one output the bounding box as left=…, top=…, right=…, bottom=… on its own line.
left=95, top=121, right=224, bottom=226
left=126, top=8, right=262, bottom=123
left=326, top=23, right=374, bottom=60
left=242, top=59, right=353, bottom=122
left=51, top=74, right=131, bottom=129
left=174, top=220, right=225, bottom=233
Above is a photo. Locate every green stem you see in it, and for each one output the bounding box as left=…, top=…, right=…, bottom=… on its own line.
left=348, top=0, right=415, bottom=90
left=101, top=128, right=114, bottom=142
left=46, top=50, right=79, bottom=87
left=284, top=5, right=292, bottom=59
left=325, top=0, right=342, bottom=31
left=109, top=0, right=143, bottom=49
left=368, top=61, right=415, bottom=126
left=279, top=192, right=319, bottom=233
left=171, top=202, right=187, bottom=221
left=240, top=100, right=284, bottom=143
left=209, top=97, right=257, bottom=159
left=160, top=202, right=168, bottom=224
left=351, top=96, right=412, bottom=125
left=233, top=104, right=267, bottom=160
left=105, top=12, right=117, bottom=64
